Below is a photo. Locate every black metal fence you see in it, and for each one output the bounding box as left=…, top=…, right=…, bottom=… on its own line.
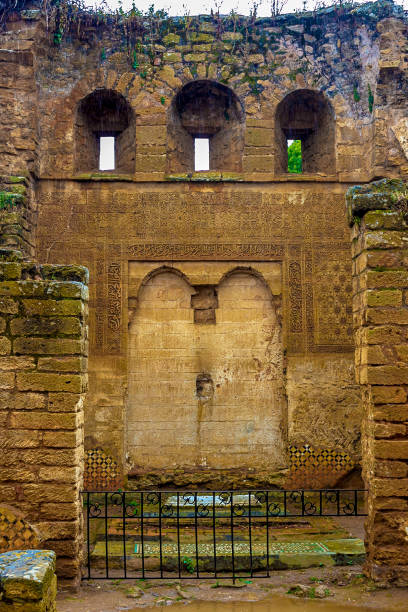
left=83, top=489, right=367, bottom=580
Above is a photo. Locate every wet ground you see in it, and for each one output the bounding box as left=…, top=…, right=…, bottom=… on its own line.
left=58, top=565, right=408, bottom=612
left=59, top=516, right=407, bottom=611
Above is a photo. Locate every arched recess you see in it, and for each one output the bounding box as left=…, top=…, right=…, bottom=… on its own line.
left=275, top=89, right=335, bottom=175
left=208, top=270, right=286, bottom=469
left=127, top=269, right=197, bottom=471
left=75, top=88, right=135, bottom=173
left=126, top=265, right=286, bottom=481
left=167, top=80, right=245, bottom=173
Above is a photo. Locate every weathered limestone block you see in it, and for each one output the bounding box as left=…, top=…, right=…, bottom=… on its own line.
left=0, top=550, right=56, bottom=612
left=0, top=249, right=88, bottom=588
left=348, top=178, right=408, bottom=586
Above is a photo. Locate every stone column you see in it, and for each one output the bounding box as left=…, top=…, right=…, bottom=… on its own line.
left=0, top=249, right=88, bottom=589
left=347, top=179, right=408, bottom=585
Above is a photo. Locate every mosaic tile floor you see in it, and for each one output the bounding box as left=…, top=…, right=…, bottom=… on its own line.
left=92, top=540, right=333, bottom=557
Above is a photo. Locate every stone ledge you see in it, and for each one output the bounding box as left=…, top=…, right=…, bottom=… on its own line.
left=346, top=178, right=408, bottom=225
left=0, top=549, right=56, bottom=610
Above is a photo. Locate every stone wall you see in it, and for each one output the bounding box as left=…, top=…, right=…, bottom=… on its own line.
left=348, top=179, right=408, bottom=585
left=0, top=8, right=39, bottom=258
left=0, top=248, right=88, bottom=587
left=2, top=1, right=408, bottom=489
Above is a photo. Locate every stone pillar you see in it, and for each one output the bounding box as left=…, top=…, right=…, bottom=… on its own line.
left=0, top=249, right=88, bottom=588
left=347, top=179, right=408, bottom=586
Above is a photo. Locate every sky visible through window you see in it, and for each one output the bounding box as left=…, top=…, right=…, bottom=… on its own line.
left=195, top=138, right=210, bottom=171
left=99, top=136, right=115, bottom=170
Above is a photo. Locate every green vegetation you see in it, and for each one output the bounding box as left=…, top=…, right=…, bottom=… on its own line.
left=368, top=84, right=374, bottom=113
left=353, top=85, right=360, bottom=102
left=287, top=140, right=302, bottom=174
left=181, top=556, right=195, bottom=574
left=0, top=192, right=23, bottom=210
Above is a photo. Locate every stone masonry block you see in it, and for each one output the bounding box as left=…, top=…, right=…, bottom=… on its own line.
left=374, top=422, right=406, bottom=438
left=16, top=372, right=85, bottom=393
left=10, top=317, right=81, bottom=337
left=371, top=386, right=407, bottom=404
left=374, top=440, right=408, bottom=459
left=244, top=128, right=273, bottom=147
left=10, top=411, right=82, bottom=430
left=37, top=357, right=86, bottom=372
left=374, top=497, right=408, bottom=510
left=0, top=356, right=35, bottom=370
left=42, top=431, right=81, bottom=448
left=47, top=282, right=88, bottom=300
left=36, top=520, right=80, bottom=541
left=364, top=230, right=406, bottom=249
left=366, top=365, right=408, bottom=385
left=136, top=126, right=166, bottom=146
left=366, top=249, right=406, bottom=270
left=0, top=296, right=18, bottom=313
left=372, top=478, right=408, bottom=496
left=375, top=461, right=408, bottom=478
left=395, top=345, right=408, bottom=361
left=0, top=372, right=15, bottom=389
left=47, top=393, right=83, bottom=413
left=364, top=210, right=406, bottom=230
left=372, top=404, right=408, bottom=421
left=366, top=308, right=408, bottom=325
left=243, top=155, right=272, bottom=173
left=39, top=502, right=81, bottom=521
left=22, top=299, right=83, bottom=317
left=40, top=265, right=88, bottom=284
left=0, top=262, right=22, bottom=281
left=13, top=337, right=83, bottom=355
left=361, top=345, right=389, bottom=364
left=0, top=391, right=46, bottom=410
left=365, top=270, right=408, bottom=289
left=22, top=484, right=78, bottom=504
left=42, top=539, right=81, bottom=558
left=0, top=336, right=11, bottom=355
left=366, top=290, right=402, bottom=307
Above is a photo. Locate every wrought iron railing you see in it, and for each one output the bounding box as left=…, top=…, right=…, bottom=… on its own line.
left=83, top=489, right=367, bottom=580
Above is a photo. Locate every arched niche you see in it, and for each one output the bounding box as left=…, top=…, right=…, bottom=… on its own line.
left=275, top=89, right=335, bottom=175
left=167, top=80, right=245, bottom=174
left=75, top=88, right=135, bottom=173
left=126, top=263, right=286, bottom=483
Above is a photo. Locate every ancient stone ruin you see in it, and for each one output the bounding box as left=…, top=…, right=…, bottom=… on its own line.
left=0, top=0, right=408, bottom=589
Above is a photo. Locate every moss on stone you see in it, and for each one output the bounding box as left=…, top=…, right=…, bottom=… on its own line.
left=0, top=249, right=23, bottom=262
left=189, top=32, right=214, bottom=43
left=73, top=173, right=133, bottom=182
left=346, top=179, right=408, bottom=225
left=40, top=265, right=89, bottom=284
left=163, top=33, right=180, bottom=46
left=163, top=51, right=182, bottom=63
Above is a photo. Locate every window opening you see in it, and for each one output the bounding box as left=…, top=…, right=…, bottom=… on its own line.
left=99, top=136, right=115, bottom=171
left=194, top=137, right=210, bottom=171
left=287, top=139, right=302, bottom=173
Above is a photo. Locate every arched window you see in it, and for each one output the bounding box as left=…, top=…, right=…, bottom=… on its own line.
left=275, top=89, right=335, bottom=175
left=167, top=80, right=244, bottom=174
left=75, top=89, right=135, bottom=173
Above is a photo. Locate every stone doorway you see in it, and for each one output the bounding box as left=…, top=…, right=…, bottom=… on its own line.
left=127, top=261, right=286, bottom=488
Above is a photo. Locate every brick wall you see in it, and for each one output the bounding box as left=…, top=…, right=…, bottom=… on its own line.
left=348, top=179, right=408, bottom=586
left=0, top=248, right=88, bottom=588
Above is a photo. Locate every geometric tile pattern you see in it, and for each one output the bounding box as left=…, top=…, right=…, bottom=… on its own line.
left=83, top=448, right=121, bottom=491
left=83, top=445, right=354, bottom=492
left=285, top=444, right=355, bottom=490
left=0, top=507, right=40, bottom=553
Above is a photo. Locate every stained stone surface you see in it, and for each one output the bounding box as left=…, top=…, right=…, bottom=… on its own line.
left=0, top=550, right=57, bottom=611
